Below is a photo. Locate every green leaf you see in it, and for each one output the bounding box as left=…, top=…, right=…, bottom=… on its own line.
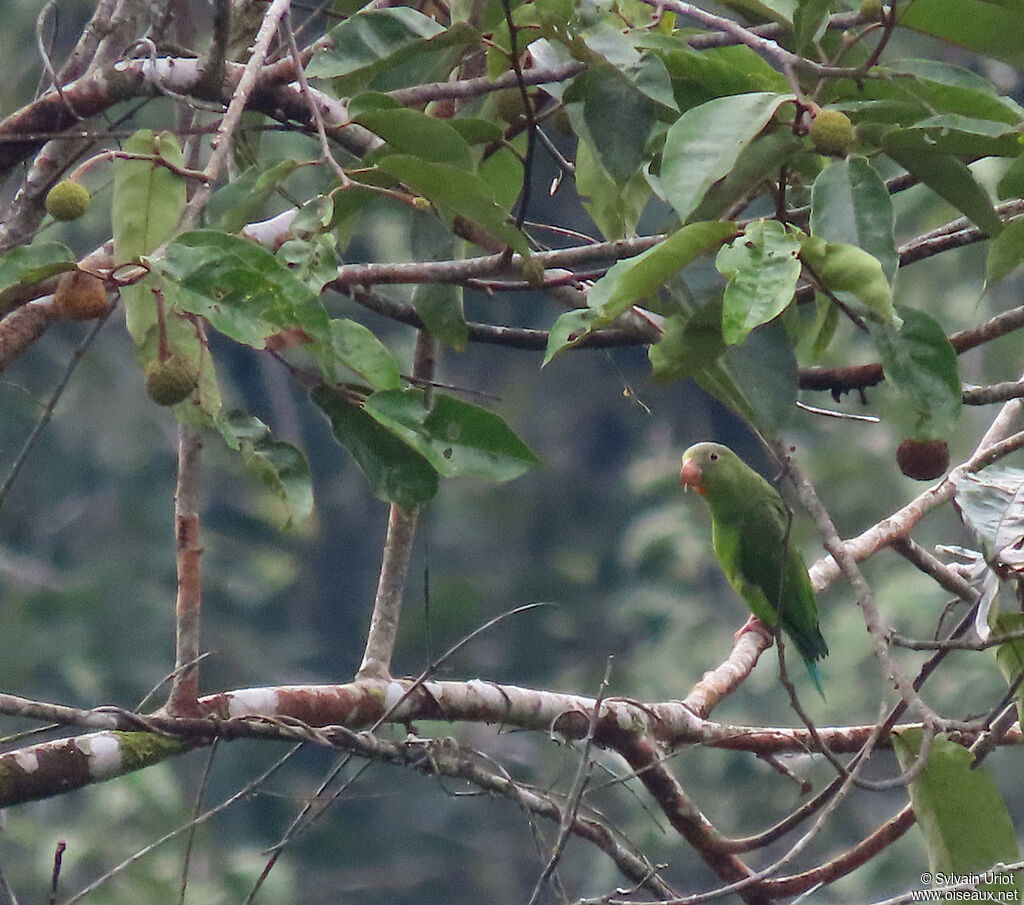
left=872, top=306, right=961, bottom=439
left=0, top=242, right=77, bottom=315
left=363, top=389, right=542, bottom=480
left=564, top=64, right=662, bottom=184
left=882, top=135, right=1003, bottom=237
left=986, top=218, right=1024, bottom=287
left=718, top=0, right=796, bottom=25
left=413, top=283, right=468, bottom=352
left=800, top=237, right=898, bottom=325
left=544, top=220, right=737, bottom=362
left=880, top=60, right=1022, bottom=125
left=329, top=319, right=402, bottom=391
left=900, top=0, right=1024, bottom=66
left=893, top=730, right=1021, bottom=896
left=993, top=613, right=1024, bottom=724
left=112, top=130, right=188, bottom=345
left=810, top=157, right=898, bottom=285
left=643, top=40, right=788, bottom=103
left=792, top=0, right=831, bottom=51
left=697, top=318, right=798, bottom=429
left=209, top=159, right=300, bottom=235
left=477, top=142, right=525, bottom=214
left=353, top=105, right=473, bottom=169
left=689, top=128, right=805, bottom=223
left=112, top=130, right=187, bottom=263
left=716, top=220, right=802, bottom=345
left=311, top=385, right=438, bottom=510
left=307, top=10, right=477, bottom=92
left=649, top=298, right=727, bottom=383
left=997, top=153, right=1024, bottom=201
left=160, top=230, right=332, bottom=355
left=377, top=156, right=530, bottom=255
left=218, top=412, right=314, bottom=527
left=574, top=137, right=651, bottom=240
left=589, top=220, right=739, bottom=320
left=899, top=114, right=1022, bottom=158
left=542, top=309, right=601, bottom=366
left=661, top=92, right=790, bottom=223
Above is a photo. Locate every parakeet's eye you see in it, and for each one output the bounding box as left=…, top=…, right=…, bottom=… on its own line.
left=710, top=452, right=718, bottom=461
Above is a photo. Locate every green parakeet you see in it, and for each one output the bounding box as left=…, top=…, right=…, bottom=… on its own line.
left=680, top=442, right=828, bottom=695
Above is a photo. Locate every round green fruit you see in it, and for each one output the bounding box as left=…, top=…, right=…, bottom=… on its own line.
left=809, top=110, right=856, bottom=156
left=859, top=0, right=884, bottom=20
left=45, top=180, right=91, bottom=221
left=145, top=356, right=198, bottom=406
left=492, top=88, right=530, bottom=124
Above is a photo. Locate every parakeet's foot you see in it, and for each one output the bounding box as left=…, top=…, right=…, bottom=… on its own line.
left=733, top=615, right=773, bottom=644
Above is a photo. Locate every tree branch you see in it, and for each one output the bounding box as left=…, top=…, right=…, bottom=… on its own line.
left=356, top=332, right=435, bottom=680
left=166, top=424, right=203, bottom=717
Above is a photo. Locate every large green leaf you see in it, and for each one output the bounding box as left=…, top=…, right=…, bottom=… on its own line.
left=986, top=218, right=1024, bottom=287
left=792, top=0, right=831, bottom=51
left=716, top=220, right=801, bottom=345
left=311, top=385, right=438, bottom=510
left=0, top=242, right=77, bottom=315
left=895, top=114, right=1022, bottom=159
left=993, top=613, right=1024, bottom=726
left=112, top=130, right=188, bottom=344
left=997, top=154, right=1024, bottom=201
left=641, top=40, right=789, bottom=104
left=209, top=159, right=300, bottom=235
left=697, top=318, right=798, bottom=429
left=307, top=9, right=476, bottom=90
left=363, top=389, right=542, bottom=481
left=799, top=236, right=898, bottom=325
left=564, top=64, right=662, bottom=184
left=893, top=730, right=1021, bottom=897
left=329, top=319, right=402, bottom=391
left=872, top=307, right=961, bottom=439
left=879, top=60, right=1022, bottom=125
left=218, top=412, right=314, bottom=527
left=574, top=137, right=651, bottom=240
left=351, top=100, right=473, bottom=170
left=543, top=220, right=737, bottom=363
left=810, top=157, right=898, bottom=285
left=649, top=296, right=727, bottom=384
left=160, top=230, right=331, bottom=352
left=661, top=92, right=790, bottom=223
left=377, top=156, right=530, bottom=255
left=900, top=0, right=1024, bottom=66
left=883, top=135, right=1003, bottom=237
left=413, top=283, right=468, bottom=352
left=689, top=129, right=805, bottom=223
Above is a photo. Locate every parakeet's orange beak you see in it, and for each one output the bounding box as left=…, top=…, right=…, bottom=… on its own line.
left=680, top=458, right=705, bottom=494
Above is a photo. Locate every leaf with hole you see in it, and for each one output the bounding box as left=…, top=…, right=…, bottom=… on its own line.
left=716, top=220, right=802, bottom=344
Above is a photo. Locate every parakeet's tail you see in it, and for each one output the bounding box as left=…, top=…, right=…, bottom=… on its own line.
left=804, top=658, right=826, bottom=700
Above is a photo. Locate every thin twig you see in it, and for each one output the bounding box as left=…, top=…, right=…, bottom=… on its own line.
left=0, top=307, right=109, bottom=511
left=527, top=658, right=614, bottom=905
left=167, top=425, right=204, bottom=716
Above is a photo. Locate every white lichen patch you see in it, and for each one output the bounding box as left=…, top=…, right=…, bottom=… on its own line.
left=13, top=748, right=40, bottom=774
left=80, top=733, right=124, bottom=779
left=384, top=681, right=410, bottom=717
left=227, top=687, right=280, bottom=717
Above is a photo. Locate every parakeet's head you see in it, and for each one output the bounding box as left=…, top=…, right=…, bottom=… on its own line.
left=679, top=442, right=742, bottom=497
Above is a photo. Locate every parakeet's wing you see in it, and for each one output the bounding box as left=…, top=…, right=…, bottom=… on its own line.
left=741, top=496, right=827, bottom=661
